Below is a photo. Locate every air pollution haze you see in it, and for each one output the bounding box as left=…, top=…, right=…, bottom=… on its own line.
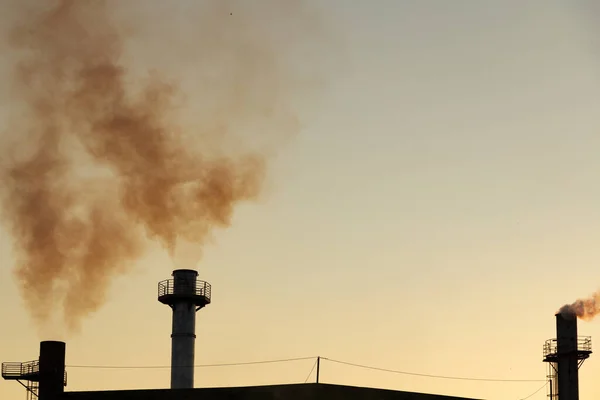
left=0, top=0, right=326, bottom=334
left=558, top=290, right=600, bottom=321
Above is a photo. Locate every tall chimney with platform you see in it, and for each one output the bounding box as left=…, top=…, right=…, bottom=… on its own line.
left=543, top=312, right=592, bottom=400
left=158, top=269, right=211, bottom=389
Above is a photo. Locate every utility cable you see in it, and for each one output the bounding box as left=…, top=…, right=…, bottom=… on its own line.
left=518, top=381, right=548, bottom=400
left=67, top=356, right=545, bottom=384
left=321, top=358, right=546, bottom=383
left=66, top=356, right=316, bottom=370
left=304, top=359, right=318, bottom=383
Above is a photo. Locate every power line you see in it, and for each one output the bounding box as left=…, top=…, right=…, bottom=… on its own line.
left=304, top=359, right=318, bottom=383
left=322, top=358, right=546, bottom=383
left=518, top=381, right=548, bottom=400
left=67, top=356, right=545, bottom=384
left=66, top=356, right=316, bottom=370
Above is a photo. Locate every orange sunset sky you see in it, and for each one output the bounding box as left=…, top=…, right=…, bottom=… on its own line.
left=2, top=1, right=600, bottom=400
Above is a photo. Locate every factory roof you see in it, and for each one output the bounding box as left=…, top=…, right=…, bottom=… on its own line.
left=62, top=382, right=479, bottom=400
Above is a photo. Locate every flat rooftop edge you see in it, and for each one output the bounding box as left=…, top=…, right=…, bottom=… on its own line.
left=62, top=382, right=481, bottom=400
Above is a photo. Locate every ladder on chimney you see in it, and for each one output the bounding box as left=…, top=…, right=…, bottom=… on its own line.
left=546, top=362, right=558, bottom=400
left=22, top=380, right=39, bottom=400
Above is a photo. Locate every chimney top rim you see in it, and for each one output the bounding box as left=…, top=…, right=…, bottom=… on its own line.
left=172, top=269, right=199, bottom=275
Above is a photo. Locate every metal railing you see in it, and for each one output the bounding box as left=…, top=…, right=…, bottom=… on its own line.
left=543, top=336, right=592, bottom=358
left=2, top=361, right=67, bottom=386
left=2, top=360, right=39, bottom=379
left=158, top=279, right=211, bottom=301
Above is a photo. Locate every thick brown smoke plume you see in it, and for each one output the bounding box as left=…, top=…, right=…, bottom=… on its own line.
left=0, top=0, right=322, bottom=333
left=558, top=290, right=600, bottom=321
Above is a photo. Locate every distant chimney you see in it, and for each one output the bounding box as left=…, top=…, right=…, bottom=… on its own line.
left=556, top=313, right=579, bottom=400
left=158, top=269, right=211, bottom=389
left=543, top=313, right=592, bottom=400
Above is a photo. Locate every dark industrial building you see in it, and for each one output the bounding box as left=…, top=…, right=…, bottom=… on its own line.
left=63, top=383, right=476, bottom=400
left=1, top=270, right=592, bottom=400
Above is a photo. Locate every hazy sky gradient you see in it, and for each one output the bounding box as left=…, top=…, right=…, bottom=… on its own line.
left=2, top=1, right=600, bottom=399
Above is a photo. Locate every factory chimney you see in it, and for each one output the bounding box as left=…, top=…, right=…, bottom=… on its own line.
left=38, top=341, right=66, bottom=400
left=2, top=340, right=67, bottom=400
left=158, top=269, right=211, bottom=389
left=543, top=313, right=592, bottom=400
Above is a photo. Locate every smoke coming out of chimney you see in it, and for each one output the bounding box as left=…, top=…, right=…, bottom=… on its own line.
left=558, top=290, right=600, bottom=321
left=0, top=0, right=328, bottom=334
